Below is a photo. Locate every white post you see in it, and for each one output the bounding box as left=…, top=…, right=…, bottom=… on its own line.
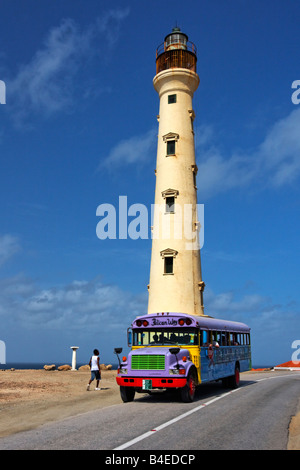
left=70, top=346, right=79, bottom=370
left=0, top=340, right=6, bottom=364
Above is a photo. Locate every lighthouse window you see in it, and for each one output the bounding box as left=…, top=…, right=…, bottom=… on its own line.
left=167, top=140, right=176, bottom=156
left=165, top=196, right=175, bottom=213
left=191, top=164, right=198, bottom=189
left=168, top=94, right=177, bottom=104
left=164, top=256, right=174, bottom=274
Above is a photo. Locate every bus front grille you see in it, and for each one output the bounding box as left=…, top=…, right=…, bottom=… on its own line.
left=131, top=355, right=165, bottom=370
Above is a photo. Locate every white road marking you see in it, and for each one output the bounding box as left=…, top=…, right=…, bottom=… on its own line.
left=114, top=389, right=239, bottom=450
left=114, top=374, right=299, bottom=450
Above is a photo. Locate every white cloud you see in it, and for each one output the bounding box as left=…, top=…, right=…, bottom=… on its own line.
left=259, top=108, right=300, bottom=187
left=7, top=9, right=130, bottom=126
left=204, top=285, right=300, bottom=336
left=0, top=275, right=146, bottom=332
left=100, top=128, right=156, bottom=169
left=196, top=146, right=255, bottom=198
left=204, top=287, right=268, bottom=319
left=1, top=269, right=297, bottom=339
left=95, top=8, right=130, bottom=47
left=0, top=269, right=298, bottom=364
left=101, top=108, right=300, bottom=193
left=195, top=108, right=300, bottom=198
left=203, top=285, right=300, bottom=365
left=0, top=234, right=20, bottom=266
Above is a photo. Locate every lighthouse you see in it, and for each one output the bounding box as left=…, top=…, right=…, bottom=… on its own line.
left=148, top=27, right=205, bottom=316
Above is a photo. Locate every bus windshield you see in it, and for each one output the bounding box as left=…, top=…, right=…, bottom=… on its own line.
left=133, top=328, right=199, bottom=346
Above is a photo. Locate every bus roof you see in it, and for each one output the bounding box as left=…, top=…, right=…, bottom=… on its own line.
left=133, top=312, right=250, bottom=333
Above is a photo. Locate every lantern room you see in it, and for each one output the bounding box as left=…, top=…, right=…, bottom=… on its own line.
left=155, top=27, right=197, bottom=74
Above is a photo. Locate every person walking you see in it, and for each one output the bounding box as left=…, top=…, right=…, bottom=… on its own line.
left=86, top=349, right=101, bottom=390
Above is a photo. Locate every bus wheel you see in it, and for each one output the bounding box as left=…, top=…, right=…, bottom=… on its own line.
left=228, top=364, right=240, bottom=389
left=120, top=386, right=135, bottom=403
left=181, top=370, right=196, bottom=403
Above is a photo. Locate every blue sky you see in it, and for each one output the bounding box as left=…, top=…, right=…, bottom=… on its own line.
left=0, top=0, right=299, bottom=366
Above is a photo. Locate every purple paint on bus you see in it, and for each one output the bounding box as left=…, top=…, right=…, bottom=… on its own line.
left=133, top=312, right=250, bottom=333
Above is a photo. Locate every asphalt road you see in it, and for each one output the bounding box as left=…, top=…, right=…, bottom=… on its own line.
left=0, top=371, right=299, bottom=451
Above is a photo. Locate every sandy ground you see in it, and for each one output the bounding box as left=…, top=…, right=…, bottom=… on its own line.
left=0, top=368, right=299, bottom=449
left=0, top=368, right=122, bottom=439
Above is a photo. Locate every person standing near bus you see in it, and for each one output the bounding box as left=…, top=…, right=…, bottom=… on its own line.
left=86, top=349, right=101, bottom=390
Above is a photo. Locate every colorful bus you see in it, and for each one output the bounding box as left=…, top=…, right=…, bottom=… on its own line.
left=115, top=312, right=251, bottom=402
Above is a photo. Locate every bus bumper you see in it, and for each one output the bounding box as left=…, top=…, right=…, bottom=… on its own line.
left=116, top=376, right=187, bottom=389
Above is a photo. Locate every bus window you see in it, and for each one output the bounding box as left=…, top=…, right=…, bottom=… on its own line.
left=134, top=331, right=142, bottom=345
left=232, top=333, right=240, bottom=345
left=212, top=331, right=220, bottom=347
left=221, top=332, right=227, bottom=346
left=133, top=328, right=199, bottom=346
left=201, top=330, right=209, bottom=346
left=216, top=331, right=222, bottom=345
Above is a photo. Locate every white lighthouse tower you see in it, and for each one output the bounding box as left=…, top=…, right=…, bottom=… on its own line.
left=148, top=27, right=205, bottom=316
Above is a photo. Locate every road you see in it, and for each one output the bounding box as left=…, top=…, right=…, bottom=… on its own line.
left=0, top=371, right=299, bottom=451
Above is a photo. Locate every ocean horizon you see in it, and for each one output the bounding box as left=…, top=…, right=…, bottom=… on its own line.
left=1, top=362, right=273, bottom=370
left=0, top=362, right=119, bottom=370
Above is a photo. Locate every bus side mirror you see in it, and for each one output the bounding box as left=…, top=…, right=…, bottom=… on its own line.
left=114, top=347, right=123, bottom=368
left=169, top=348, right=180, bottom=355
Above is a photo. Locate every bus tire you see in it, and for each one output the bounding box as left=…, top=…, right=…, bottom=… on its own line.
left=120, top=386, right=135, bottom=403
left=228, top=363, right=240, bottom=389
left=181, top=370, right=197, bottom=403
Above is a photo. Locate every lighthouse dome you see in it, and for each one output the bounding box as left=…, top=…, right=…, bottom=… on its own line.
left=165, top=27, right=188, bottom=51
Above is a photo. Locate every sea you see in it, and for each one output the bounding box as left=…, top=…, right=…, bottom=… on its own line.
left=1, top=363, right=271, bottom=370
left=0, top=363, right=119, bottom=370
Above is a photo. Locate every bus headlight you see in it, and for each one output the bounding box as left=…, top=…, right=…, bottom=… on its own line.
left=169, top=368, right=185, bottom=375
left=118, top=368, right=127, bottom=374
